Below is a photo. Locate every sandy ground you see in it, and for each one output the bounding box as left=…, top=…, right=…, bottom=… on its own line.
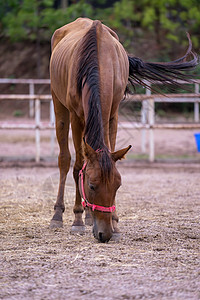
left=0, top=163, right=200, bottom=300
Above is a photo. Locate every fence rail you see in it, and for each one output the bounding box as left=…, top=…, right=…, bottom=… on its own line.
left=0, top=94, right=52, bottom=100
left=0, top=78, right=200, bottom=162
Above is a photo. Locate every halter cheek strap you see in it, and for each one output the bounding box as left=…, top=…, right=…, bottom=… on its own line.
left=79, top=162, right=116, bottom=213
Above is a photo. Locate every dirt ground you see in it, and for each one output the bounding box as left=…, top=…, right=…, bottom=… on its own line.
left=0, top=161, right=200, bottom=300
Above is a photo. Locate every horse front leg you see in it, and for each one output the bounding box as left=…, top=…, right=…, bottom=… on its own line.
left=70, top=112, right=88, bottom=234
left=50, top=92, right=71, bottom=228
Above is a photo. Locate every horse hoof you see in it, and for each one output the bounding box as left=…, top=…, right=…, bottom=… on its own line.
left=70, top=225, right=85, bottom=235
left=111, top=232, right=121, bottom=241
left=85, top=217, right=93, bottom=226
left=50, top=220, right=63, bottom=229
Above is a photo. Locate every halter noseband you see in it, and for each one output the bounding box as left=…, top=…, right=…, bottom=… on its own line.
left=79, top=161, right=116, bottom=213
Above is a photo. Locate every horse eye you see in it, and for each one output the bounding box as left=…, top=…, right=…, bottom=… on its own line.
left=89, top=184, right=95, bottom=191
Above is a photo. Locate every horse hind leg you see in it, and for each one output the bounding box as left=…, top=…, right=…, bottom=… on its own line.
left=50, top=91, right=71, bottom=228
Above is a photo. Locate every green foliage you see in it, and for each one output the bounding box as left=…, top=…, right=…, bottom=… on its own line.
left=1, top=0, right=93, bottom=42
left=41, top=1, right=93, bottom=39
left=101, top=0, right=200, bottom=52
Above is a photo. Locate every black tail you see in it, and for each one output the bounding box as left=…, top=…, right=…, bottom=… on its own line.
left=128, top=33, right=199, bottom=91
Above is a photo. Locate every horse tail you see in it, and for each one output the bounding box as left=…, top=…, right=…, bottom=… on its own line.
left=128, top=33, right=199, bottom=91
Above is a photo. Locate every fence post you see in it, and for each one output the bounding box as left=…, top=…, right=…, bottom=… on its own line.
left=50, top=99, right=55, bottom=156
left=194, top=83, right=199, bottom=123
left=148, top=97, right=155, bottom=162
left=29, top=83, right=35, bottom=118
left=141, top=82, right=151, bottom=153
left=141, top=100, right=147, bottom=153
left=35, top=99, right=40, bottom=162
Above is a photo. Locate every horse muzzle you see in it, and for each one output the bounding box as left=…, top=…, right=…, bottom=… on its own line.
left=93, top=218, right=112, bottom=243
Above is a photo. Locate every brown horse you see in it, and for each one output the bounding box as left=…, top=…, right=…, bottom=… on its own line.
left=50, top=18, right=198, bottom=242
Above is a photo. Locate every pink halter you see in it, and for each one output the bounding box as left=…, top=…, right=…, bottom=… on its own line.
left=79, top=161, right=116, bottom=213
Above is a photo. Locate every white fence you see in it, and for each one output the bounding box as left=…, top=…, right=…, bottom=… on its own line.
left=0, top=78, right=200, bottom=162
left=125, top=81, right=200, bottom=161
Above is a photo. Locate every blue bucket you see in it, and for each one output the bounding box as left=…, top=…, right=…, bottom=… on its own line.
left=194, top=133, right=200, bottom=152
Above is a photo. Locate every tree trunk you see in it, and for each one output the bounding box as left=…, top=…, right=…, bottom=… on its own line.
left=61, top=0, right=68, bottom=9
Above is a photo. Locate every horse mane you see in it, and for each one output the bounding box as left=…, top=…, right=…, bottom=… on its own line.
left=77, top=20, right=112, bottom=180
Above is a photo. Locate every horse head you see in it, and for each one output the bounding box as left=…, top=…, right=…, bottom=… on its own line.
left=79, top=142, right=131, bottom=242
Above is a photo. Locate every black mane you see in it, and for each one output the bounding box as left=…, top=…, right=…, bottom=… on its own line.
left=77, top=21, right=112, bottom=179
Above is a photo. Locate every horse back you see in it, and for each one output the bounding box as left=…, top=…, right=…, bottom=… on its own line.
left=50, top=18, right=128, bottom=115
left=51, top=18, right=119, bottom=51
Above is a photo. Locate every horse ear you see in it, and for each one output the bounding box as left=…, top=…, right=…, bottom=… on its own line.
left=83, top=139, right=97, bottom=162
left=111, top=145, right=132, bottom=162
